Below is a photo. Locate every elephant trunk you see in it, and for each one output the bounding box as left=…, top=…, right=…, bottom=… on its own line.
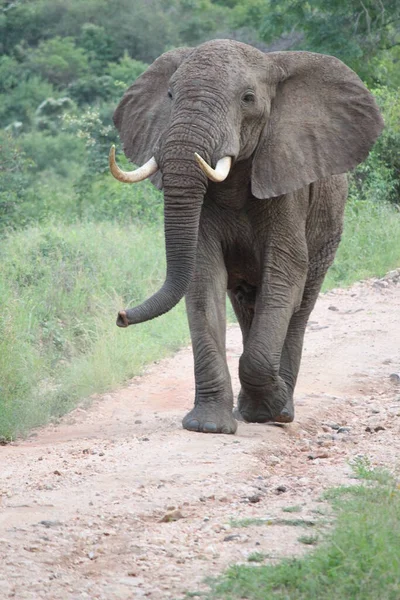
left=117, top=141, right=208, bottom=327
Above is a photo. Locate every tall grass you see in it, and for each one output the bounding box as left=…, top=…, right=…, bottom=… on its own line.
left=324, top=195, right=400, bottom=290
left=0, top=222, right=189, bottom=440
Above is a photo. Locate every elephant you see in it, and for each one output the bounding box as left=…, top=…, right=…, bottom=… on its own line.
left=109, top=39, right=383, bottom=434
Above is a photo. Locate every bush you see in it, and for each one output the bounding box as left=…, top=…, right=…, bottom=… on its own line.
left=20, top=130, right=85, bottom=176
left=0, top=76, right=56, bottom=128
left=27, top=36, right=89, bottom=87
left=0, top=131, right=35, bottom=230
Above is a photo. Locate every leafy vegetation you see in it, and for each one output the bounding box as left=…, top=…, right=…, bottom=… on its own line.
left=0, top=0, right=399, bottom=438
left=0, top=222, right=189, bottom=440
left=205, top=466, right=400, bottom=599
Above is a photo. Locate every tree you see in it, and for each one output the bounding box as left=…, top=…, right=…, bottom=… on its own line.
left=258, top=0, right=400, bottom=85
left=27, top=36, right=89, bottom=87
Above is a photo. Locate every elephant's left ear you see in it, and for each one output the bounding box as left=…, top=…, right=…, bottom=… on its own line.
left=113, top=47, right=194, bottom=189
left=251, top=52, right=384, bottom=199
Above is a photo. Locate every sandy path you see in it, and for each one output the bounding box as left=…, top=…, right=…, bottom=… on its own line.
left=1, top=271, right=399, bottom=599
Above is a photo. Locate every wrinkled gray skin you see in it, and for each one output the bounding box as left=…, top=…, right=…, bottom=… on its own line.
left=113, top=40, right=383, bottom=434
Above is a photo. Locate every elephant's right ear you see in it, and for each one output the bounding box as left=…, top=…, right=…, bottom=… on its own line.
left=113, top=47, right=194, bottom=189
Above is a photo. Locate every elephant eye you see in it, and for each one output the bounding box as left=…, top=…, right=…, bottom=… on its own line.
left=242, top=91, right=255, bottom=104
left=168, top=89, right=173, bottom=99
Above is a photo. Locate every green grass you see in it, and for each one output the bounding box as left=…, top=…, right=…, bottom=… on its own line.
left=282, top=505, right=303, bottom=513
left=205, top=468, right=400, bottom=600
left=247, top=552, right=267, bottom=563
left=0, top=222, right=189, bottom=440
left=323, top=197, right=400, bottom=290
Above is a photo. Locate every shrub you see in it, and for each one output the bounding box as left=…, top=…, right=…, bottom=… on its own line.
left=0, top=222, right=189, bottom=439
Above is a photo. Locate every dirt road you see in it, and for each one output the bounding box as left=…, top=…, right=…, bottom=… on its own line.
left=1, top=271, right=399, bottom=599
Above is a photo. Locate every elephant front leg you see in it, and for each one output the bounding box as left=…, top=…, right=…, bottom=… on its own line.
left=182, top=245, right=237, bottom=434
left=238, top=246, right=308, bottom=423
left=277, top=237, right=343, bottom=422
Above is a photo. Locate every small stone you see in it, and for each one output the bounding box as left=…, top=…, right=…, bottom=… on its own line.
left=88, top=551, right=95, bottom=560
left=389, top=373, right=400, bottom=384
left=276, top=485, right=287, bottom=494
left=248, top=494, right=262, bottom=504
left=224, top=534, right=241, bottom=542
left=337, top=427, right=351, bottom=434
left=328, top=305, right=339, bottom=311
left=323, top=422, right=340, bottom=430
left=141, top=437, right=150, bottom=442
left=159, top=510, right=184, bottom=523
left=53, top=470, right=62, bottom=476
left=308, top=452, right=329, bottom=460
left=134, top=420, right=142, bottom=424
left=39, top=520, right=62, bottom=528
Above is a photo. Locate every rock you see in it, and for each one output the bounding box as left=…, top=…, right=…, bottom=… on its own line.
left=248, top=494, right=262, bottom=504
left=159, top=510, right=184, bottom=523
left=134, top=420, right=142, bottom=424
left=389, top=373, right=400, bottom=385
left=337, top=427, right=351, bottom=434
left=39, top=520, right=62, bottom=528
left=308, top=452, right=329, bottom=460
left=328, top=305, right=339, bottom=311
left=223, top=534, right=241, bottom=542
left=388, top=406, right=400, bottom=417
left=276, top=485, right=287, bottom=494
left=323, top=422, right=340, bottom=430
left=53, top=470, right=62, bottom=476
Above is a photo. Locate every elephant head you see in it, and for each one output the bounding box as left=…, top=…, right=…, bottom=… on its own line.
left=110, top=40, right=383, bottom=327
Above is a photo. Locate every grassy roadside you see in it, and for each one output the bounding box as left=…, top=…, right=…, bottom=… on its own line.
left=0, top=197, right=399, bottom=440
left=202, top=462, right=400, bottom=600
left=323, top=196, right=400, bottom=290
left=0, top=222, right=189, bottom=440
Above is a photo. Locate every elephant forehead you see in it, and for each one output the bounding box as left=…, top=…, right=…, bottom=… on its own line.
left=172, top=44, right=264, bottom=91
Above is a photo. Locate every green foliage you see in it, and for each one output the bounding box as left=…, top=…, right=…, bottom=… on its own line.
left=0, top=131, right=34, bottom=229
left=27, top=36, right=89, bottom=87
left=19, top=130, right=85, bottom=176
left=323, top=196, right=400, bottom=290
left=206, top=469, right=400, bottom=599
left=0, top=76, right=56, bottom=128
left=0, top=222, right=189, bottom=440
left=258, top=0, right=400, bottom=86
left=106, top=52, right=148, bottom=89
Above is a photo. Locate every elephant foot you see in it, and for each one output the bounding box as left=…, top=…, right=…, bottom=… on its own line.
left=236, top=386, right=293, bottom=424
left=273, top=400, right=295, bottom=423
left=183, top=405, right=237, bottom=434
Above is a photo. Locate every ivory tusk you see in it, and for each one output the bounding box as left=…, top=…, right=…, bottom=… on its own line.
left=109, top=145, right=158, bottom=183
left=194, top=153, right=232, bottom=182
